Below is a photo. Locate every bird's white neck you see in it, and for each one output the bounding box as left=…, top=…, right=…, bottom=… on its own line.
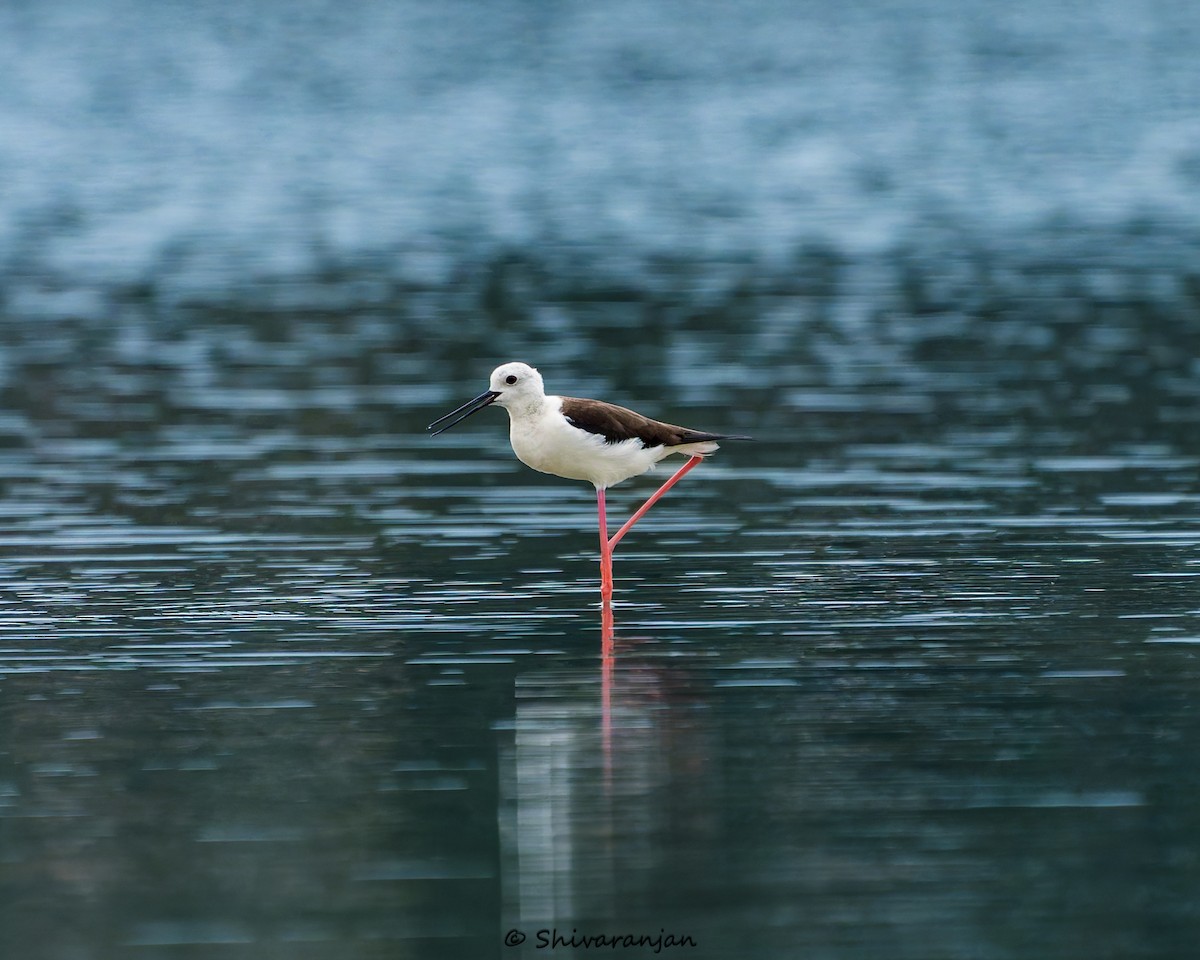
left=501, top=392, right=554, bottom=423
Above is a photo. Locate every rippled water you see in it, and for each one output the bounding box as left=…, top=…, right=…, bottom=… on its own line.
left=4, top=1, right=1200, bottom=958
left=3, top=295, right=1198, bottom=958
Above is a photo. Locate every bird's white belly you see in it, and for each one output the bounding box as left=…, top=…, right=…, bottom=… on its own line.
left=509, top=414, right=663, bottom=489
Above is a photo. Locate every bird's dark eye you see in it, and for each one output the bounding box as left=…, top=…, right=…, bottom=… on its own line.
left=505, top=375, right=518, bottom=385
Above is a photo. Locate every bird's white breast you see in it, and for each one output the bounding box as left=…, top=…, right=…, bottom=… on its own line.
left=507, top=397, right=665, bottom=489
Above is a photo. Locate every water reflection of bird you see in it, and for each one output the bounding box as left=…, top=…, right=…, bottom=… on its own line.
left=428, top=361, right=748, bottom=601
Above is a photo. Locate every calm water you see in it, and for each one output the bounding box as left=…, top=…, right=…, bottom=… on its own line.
left=3, top=2, right=1200, bottom=959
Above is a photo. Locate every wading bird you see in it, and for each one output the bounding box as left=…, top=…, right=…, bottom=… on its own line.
left=428, top=362, right=748, bottom=602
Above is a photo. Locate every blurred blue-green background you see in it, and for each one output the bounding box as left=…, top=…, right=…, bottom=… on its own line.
left=2, top=2, right=1199, bottom=959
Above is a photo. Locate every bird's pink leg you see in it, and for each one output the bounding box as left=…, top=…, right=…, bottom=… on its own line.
left=608, top=455, right=704, bottom=552
left=597, top=487, right=614, bottom=601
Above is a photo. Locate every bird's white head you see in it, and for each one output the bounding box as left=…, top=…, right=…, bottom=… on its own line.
left=488, top=362, right=546, bottom=413
left=427, top=361, right=547, bottom=436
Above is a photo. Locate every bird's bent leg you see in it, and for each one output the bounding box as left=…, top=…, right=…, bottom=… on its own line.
left=607, top=455, right=704, bottom=552
left=597, top=487, right=614, bottom=601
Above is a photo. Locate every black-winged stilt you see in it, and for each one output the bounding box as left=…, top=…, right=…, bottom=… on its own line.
left=428, top=361, right=748, bottom=602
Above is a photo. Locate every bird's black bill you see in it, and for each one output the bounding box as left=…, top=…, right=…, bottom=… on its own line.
left=427, top=390, right=501, bottom=436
